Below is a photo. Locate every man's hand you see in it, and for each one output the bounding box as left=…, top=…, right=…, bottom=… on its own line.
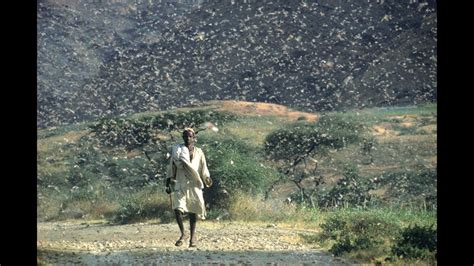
left=204, top=176, right=213, bottom=188
left=165, top=177, right=176, bottom=194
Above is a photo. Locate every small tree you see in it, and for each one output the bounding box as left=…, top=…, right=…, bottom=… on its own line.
left=264, top=114, right=368, bottom=205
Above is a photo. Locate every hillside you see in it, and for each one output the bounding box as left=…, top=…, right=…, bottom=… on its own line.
left=38, top=100, right=436, bottom=218
left=38, top=0, right=437, bottom=128
left=37, top=100, right=437, bottom=264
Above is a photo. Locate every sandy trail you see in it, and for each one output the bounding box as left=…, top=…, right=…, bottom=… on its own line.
left=38, top=220, right=349, bottom=265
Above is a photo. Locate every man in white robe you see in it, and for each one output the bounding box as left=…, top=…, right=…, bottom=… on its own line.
left=166, top=128, right=212, bottom=247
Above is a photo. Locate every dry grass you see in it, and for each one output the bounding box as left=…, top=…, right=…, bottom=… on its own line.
left=37, top=198, right=63, bottom=222
left=37, top=162, right=69, bottom=177
left=55, top=200, right=120, bottom=220
left=228, top=192, right=321, bottom=226
left=37, top=130, right=89, bottom=153
left=371, top=123, right=402, bottom=137
left=124, top=150, right=144, bottom=158
left=229, top=192, right=289, bottom=220
left=376, top=134, right=436, bottom=143
left=87, top=201, right=120, bottom=219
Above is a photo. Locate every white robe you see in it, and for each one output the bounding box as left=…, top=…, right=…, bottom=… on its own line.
left=167, top=144, right=211, bottom=219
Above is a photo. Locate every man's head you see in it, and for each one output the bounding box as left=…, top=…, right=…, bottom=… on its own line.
left=182, top=128, right=195, bottom=146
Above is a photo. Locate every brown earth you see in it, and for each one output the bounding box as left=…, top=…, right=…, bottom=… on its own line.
left=204, top=100, right=319, bottom=122
left=37, top=220, right=349, bottom=265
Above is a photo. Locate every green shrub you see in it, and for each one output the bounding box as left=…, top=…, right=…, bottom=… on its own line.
left=264, top=122, right=321, bottom=160
left=264, top=114, right=366, bottom=160
left=377, top=170, right=437, bottom=208
left=197, top=133, right=282, bottom=208
left=360, top=136, right=377, bottom=155
left=316, top=113, right=366, bottom=148
left=319, top=211, right=400, bottom=257
left=391, top=224, right=437, bottom=260
left=101, top=155, right=156, bottom=187
left=316, top=166, right=374, bottom=208
left=89, top=117, right=153, bottom=149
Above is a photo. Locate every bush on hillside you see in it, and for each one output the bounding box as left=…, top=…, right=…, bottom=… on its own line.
left=391, top=224, right=437, bottom=260
left=264, top=122, right=321, bottom=160
left=101, top=155, right=157, bottom=187
left=359, top=136, right=378, bottom=164
left=316, top=113, right=366, bottom=148
left=60, top=134, right=157, bottom=188
left=377, top=169, right=437, bottom=209
left=197, top=133, right=282, bottom=209
left=89, top=110, right=236, bottom=150
left=89, top=117, right=153, bottom=149
left=316, top=166, right=374, bottom=208
left=318, top=211, right=400, bottom=257
left=264, top=114, right=366, bottom=160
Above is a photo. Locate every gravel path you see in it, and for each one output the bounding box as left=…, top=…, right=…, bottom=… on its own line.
left=37, top=220, right=350, bottom=265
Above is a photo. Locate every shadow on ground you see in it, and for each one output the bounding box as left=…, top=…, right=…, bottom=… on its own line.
left=38, top=248, right=349, bottom=265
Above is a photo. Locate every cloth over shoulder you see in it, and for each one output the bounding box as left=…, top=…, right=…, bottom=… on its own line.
left=170, top=144, right=204, bottom=188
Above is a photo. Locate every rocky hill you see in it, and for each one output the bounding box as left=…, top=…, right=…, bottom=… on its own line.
left=37, top=0, right=437, bottom=128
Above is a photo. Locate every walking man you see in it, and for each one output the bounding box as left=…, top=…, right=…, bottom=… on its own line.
left=166, top=128, right=212, bottom=247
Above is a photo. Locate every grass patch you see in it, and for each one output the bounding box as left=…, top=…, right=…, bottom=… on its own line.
left=300, top=206, right=436, bottom=264
left=223, top=115, right=286, bottom=147
left=38, top=122, right=92, bottom=139
left=325, top=103, right=437, bottom=127
left=108, top=184, right=173, bottom=224
left=227, top=191, right=322, bottom=224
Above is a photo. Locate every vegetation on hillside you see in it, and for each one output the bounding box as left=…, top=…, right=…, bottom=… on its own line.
left=37, top=102, right=437, bottom=264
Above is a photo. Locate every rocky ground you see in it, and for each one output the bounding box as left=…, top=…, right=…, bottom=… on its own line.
left=38, top=219, right=350, bottom=265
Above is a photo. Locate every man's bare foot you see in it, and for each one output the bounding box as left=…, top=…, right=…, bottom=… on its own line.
left=189, top=237, right=197, bottom=248
left=175, top=235, right=186, bottom=246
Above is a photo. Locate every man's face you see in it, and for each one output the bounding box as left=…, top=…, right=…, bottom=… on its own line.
left=183, top=131, right=195, bottom=146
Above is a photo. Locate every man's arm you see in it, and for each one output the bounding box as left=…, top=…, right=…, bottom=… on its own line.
left=200, top=152, right=212, bottom=188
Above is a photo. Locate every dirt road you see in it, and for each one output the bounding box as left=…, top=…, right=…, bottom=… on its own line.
left=37, top=220, right=350, bottom=265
